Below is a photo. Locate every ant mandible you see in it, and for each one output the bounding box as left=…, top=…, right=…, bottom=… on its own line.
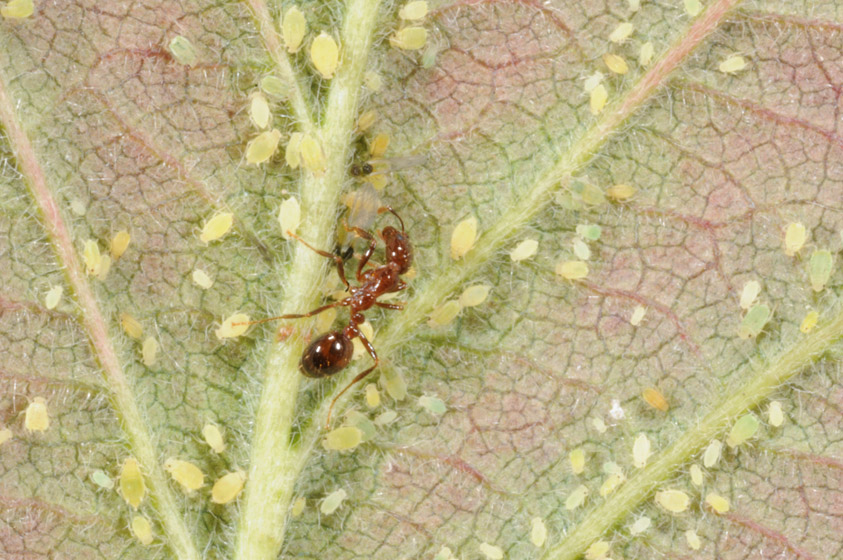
left=246, top=206, right=411, bottom=428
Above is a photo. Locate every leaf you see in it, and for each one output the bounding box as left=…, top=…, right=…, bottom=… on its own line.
left=1, top=0, right=842, bottom=559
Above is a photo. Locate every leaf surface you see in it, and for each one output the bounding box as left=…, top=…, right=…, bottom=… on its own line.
left=1, top=0, right=843, bottom=559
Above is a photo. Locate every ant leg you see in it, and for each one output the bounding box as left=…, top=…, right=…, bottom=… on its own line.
left=377, top=206, right=405, bottom=232
left=375, top=302, right=404, bottom=310
left=325, top=326, right=379, bottom=428
left=237, top=301, right=345, bottom=326
left=343, top=224, right=378, bottom=281
left=286, top=231, right=350, bottom=290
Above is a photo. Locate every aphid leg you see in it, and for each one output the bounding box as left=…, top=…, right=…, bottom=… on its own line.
left=377, top=206, right=404, bottom=231
left=375, top=302, right=404, bottom=310
left=287, top=231, right=350, bottom=290
left=325, top=325, right=379, bottom=429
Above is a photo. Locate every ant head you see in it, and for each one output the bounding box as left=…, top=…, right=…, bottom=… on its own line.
left=380, top=226, right=412, bottom=274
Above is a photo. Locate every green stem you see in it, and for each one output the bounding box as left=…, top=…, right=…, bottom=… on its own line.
left=234, top=0, right=382, bottom=558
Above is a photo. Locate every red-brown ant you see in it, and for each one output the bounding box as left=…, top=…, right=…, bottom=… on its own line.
left=244, top=206, right=411, bottom=428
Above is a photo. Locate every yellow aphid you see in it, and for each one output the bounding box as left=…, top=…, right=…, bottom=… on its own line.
left=592, top=416, right=607, bottom=433
left=382, top=367, right=407, bottom=400
left=351, top=321, right=374, bottom=359
left=24, top=397, right=49, bottom=432
left=192, top=269, right=213, bottom=289
left=609, top=22, right=634, bottom=43
left=428, top=300, right=461, bottom=327
left=690, top=464, right=703, bottom=486
left=245, top=129, right=281, bottom=164
left=164, top=458, right=205, bottom=493
left=600, top=472, right=625, bottom=497
left=642, top=387, right=668, bottom=411
left=685, top=529, right=701, bottom=550
left=278, top=197, right=301, bottom=240
left=200, top=212, right=234, bottom=243
left=572, top=238, right=590, bottom=260
left=120, top=457, right=145, bottom=509
left=784, top=222, right=807, bottom=256
left=45, top=285, right=62, bottom=310
left=569, top=448, right=585, bottom=474
left=565, top=484, right=589, bottom=510
left=390, top=27, right=428, bottom=50
left=684, top=0, right=702, bottom=16
left=639, top=41, right=654, bottom=66
left=719, top=54, right=747, bottom=73
left=215, top=312, right=250, bottom=339
left=141, top=337, right=158, bottom=367
left=739, top=280, right=761, bottom=310
left=320, top=488, right=347, bottom=515
left=364, top=70, right=383, bottom=91
left=809, top=249, right=833, bottom=292
left=705, top=493, right=730, bottom=513
left=310, top=33, right=339, bottom=79
left=365, top=383, right=380, bottom=408
left=300, top=133, right=326, bottom=175
left=584, top=540, right=610, bottom=560
left=120, top=312, right=143, bottom=339
left=1, top=0, right=33, bottom=18
left=131, top=515, right=153, bottom=545
left=459, top=284, right=491, bottom=307
left=211, top=470, right=247, bottom=504
left=703, top=439, right=722, bottom=467
left=581, top=183, right=605, bottom=205
left=726, top=413, right=759, bottom=448
left=603, top=53, right=628, bottom=74
left=285, top=132, right=303, bottom=168
left=510, top=239, right=538, bottom=261
left=291, top=496, right=306, bottom=517
left=556, top=260, right=589, bottom=280
left=589, top=83, right=608, bottom=115
left=70, top=199, right=86, bottom=216
left=82, top=239, right=102, bottom=276
left=768, top=400, right=784, bottom=427
left=0, top=428, right=12, bottom=446
left=322, top=426, right=363, bottom=451
left=356, top=109, right=377, bottom=132
left=800, top=310, right=818, bottom=333
left=281, top=6, right=306, bottom=53
left=479, top=542, right=503, bottom=560
left=630, top=305, right=647, bottom=326
left=584, top=71, right=603, bottom=92
left=627, top=0, right=640, bottom=10
left=168, top=36, right=197, bottom=66
left=202, top=423, right=226, bottom=453
left=315, top=306, right=337, bottom=335
left=110, top=230, right=131, bottom=259
left=399, top=0, right=428, bottom=20
left=632, top=433, right=651, bottom=468
left=369, top=133, right=390, bottom=158
left=530, top=517, right=547, bottom=547
left=96, top=254, right=111, bottom=281
left=607, top=183, right=636, bottom=201
left=249, top=92, right=271, bottom=129
left=655, top=489, right=690, bottom=513
left=450, top=217, right=477, bottom=260
left=629, top=516, right=651, bottom=535
left=260, top=75, right=286, bottom=97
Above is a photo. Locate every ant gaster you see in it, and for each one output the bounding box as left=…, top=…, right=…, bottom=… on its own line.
left=246, top=206, right=411, bottom=428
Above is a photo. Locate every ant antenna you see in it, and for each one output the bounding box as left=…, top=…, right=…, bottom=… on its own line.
left=378, top=206, right=405, bottom=232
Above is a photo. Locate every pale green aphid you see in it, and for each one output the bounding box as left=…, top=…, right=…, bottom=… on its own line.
left=322, top=426, right=363, bottom=451
left=809, top=249, right=833, bottom=292
left=91, top=469, right=114, bottom=489
left=320, top=489, right=347, bottom=515
left=168, top=36, right=197, bottom=66
left=576, top=224, right=602, bottom=241
left=726, top=413, right=759, bottom=448
left=737, top=303, right=771, bottom=339
left=418, top=395, right=446, bottom=415
left=260, top=76, right=287, bottom=97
